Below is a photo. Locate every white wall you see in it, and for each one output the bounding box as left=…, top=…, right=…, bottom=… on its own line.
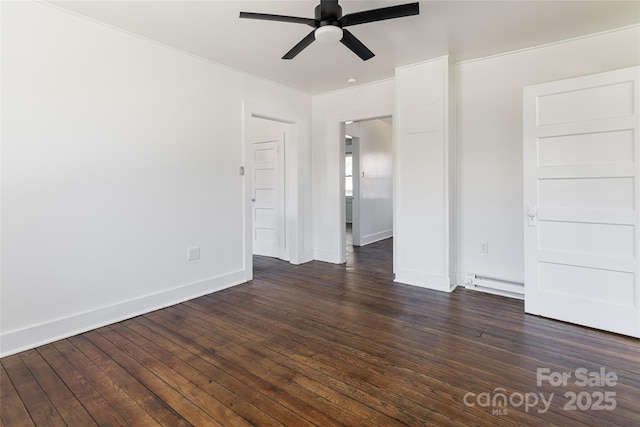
left=456, top=26, right=640, bottom=284
left=312, top=80, right=395, bottom=263
left=394, top=57, right=456, bottom=291
left=346, top=120, right=393, bottom=246
left=0, top=2, right=312, bottom=356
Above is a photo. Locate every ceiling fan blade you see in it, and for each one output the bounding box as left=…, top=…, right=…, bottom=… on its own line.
left=282, top=30, right=317, bottom=59
left=320, top=0, right=340, bottom=20
left=339, top=2, right=419, bottom=27
left=340, top=29, right=374, bottom=61
left=239, top=12, right=316, bottom=27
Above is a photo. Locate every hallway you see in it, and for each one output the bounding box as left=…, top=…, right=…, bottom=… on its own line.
left=345, top=223, right=393, bottom=278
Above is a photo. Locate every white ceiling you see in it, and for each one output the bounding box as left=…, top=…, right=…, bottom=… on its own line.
left=49, top=1, right=640, bottom=94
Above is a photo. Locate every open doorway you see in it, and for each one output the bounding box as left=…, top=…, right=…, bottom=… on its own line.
left=342, top=117, right=394, bottom=268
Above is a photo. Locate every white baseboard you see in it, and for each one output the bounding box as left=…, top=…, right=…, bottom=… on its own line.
left=0, top=270, right=247, bottom=357
left=295, top=250, right=315, bottom=265
left=394, top=269, right=454, bottom=292
left=313, top=250, right=342, bottom=264
left=359, top=229, right=393, bottom=246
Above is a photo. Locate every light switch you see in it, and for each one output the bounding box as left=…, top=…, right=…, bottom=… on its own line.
left=187, top=246, right=200, bottom=261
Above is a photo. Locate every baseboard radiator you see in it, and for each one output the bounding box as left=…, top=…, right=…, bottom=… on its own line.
left=464, top=273, right=524, bottom=300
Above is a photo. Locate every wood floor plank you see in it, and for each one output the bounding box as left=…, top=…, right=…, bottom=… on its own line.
left=252, top=264, right=637, bottom=427
left=257, top=261, right=639, bottom=368
left=1, top=354, right=65, bottom=427
left=183, top=295, right=527, bottom=427
left=148, top=308, right=371, bottom=427
left=225, top=280, right=631, bottom=396
left=36, top=343, right=131, bottom=427
left=118, top=319, right=312, bottom=427
left=66, top=335, right=185, bottom=426
left=256, top=251, right=640, bottom=370
left=97, top=324, right=259, bottom=426
left=2, top=235, right=639, bottom=426
left=17, top=349, right=97, bottom=426
left=222, top=288, right=632, bottom=424
left=82, top=329, right=220, bottom=427
left=0, top=364, right=34, bottom=427
left=177, top=298, right=482, bottom=427
left=132, top=315, right=339, bottom=427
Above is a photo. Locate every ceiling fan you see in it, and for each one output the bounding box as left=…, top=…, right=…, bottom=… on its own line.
left=239, top=0, right=419, bottom=61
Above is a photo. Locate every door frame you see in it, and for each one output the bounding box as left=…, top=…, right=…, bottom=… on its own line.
left=349, top=135, right=362, bottom=246
left=332, top=107, right=394, bottom=264
left=243, top=102, right=303, bottom=281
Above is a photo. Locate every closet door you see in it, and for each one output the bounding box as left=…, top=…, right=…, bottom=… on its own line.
left=523, top=66, right=640, bottom=337
left=251, top=133, right=286, bottom=260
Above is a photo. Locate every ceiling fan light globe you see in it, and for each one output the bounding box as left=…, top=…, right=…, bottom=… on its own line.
left=315, top=25, right=343, bottom=43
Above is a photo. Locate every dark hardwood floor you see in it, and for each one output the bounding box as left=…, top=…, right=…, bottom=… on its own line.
left=2, top=234, right=639, bottom=426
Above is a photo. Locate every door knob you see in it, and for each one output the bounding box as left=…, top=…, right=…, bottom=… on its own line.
left=527, top=206, right=537, bottom=226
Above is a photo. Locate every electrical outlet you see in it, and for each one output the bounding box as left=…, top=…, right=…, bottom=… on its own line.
left=187, top=246, right=200, bottom=261
left=480, top=241, right=489, bottom=253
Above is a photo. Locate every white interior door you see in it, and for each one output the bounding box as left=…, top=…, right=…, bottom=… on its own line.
left=523, top=66, right=640, bottom=337
left=251, top=134, right=285, bottom=259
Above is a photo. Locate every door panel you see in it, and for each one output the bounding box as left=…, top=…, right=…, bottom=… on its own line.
left=537, top=129, right=634, bottom=166
left=523, top=66, right=640, bottom=337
